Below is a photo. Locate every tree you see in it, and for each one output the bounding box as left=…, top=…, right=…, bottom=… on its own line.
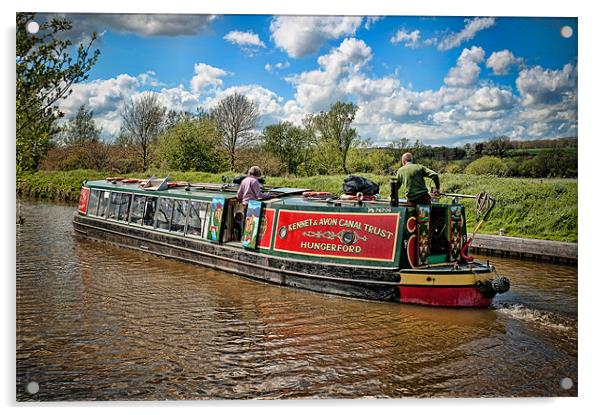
left=210, top=93, right=259, bottom=170
left=120, top=92, right=167, bottom=171
left=59, top=104, right=102, bottom=145
left=308, top=101, right=359, bottom=174
left=263, top=122, right=310, bottom=174
left=155, top=118, right=227, bottom=172
left=484, top=136, right=514, bottom=158
left=410, top=140, right=428, bottom=159
left=16, top=13, right=100, bottom=172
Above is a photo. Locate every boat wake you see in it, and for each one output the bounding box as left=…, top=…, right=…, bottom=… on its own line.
left=493, top=303, right=576, bottom=333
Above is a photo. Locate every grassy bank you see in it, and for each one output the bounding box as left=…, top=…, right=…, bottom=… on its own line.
left=17, top=169, right=577, bottom=242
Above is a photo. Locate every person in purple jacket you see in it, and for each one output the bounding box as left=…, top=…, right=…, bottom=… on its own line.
left=237, top=166, right=271, bottom=205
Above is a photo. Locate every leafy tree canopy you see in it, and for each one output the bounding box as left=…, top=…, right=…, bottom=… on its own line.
left=16, top=12, right=100, bottom=172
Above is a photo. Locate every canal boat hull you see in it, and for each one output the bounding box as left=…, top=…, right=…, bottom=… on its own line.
left=73, top=212, right=496, bottom=307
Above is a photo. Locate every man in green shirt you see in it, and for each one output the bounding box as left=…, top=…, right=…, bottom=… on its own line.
left=396, top=152, right=441, bottom=204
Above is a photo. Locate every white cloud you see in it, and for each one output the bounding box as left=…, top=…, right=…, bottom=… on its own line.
left=438, top=17, right=495, bottom=51
left=444, top=46, right=485, bottom=87
left=516, top=63, right=577, bottom=106
left=223, top=30, right=266, bottom=49
left=59, top=74, right=140, bottom=136
left=136, top=70, right=165, bottom=88
left=390, top=29, right=421, bottom=48
left=265, top=61, right=290, bottom=73
left=189, top=63, right=229, bottom=94
left=42, top=13, right=217, bottom=40
left=287, top=38, right=372, bottom=111
left=364, top=16, right=384, bottom=30
left=270, top=16, right=363, bottom=58
left=467, top=86, right=516, bottom=111
left=151, top=85, right=200, bottom=114
left=317, top=38, right=372, bottom=77
left=344, top=75, right=399, bottom=100
left=486, top=50, right=523, bottom=75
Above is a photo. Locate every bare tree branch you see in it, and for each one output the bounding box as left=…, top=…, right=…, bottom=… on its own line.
left=210, top=92, right=259, bottom=170
left=120, top=92, right=166, bottom=171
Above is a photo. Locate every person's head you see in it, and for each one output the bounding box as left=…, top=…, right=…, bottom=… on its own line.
left=248, top=166, right=262, bottom=178
left=401, top=152, right=413, bottom=166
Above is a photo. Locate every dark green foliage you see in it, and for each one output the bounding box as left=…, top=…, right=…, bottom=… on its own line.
left=58, top=104, right=102, bottom=145
left=16, top=13, right=100, bottom=173
left=263, top=122, right=310, bottom=174
left=518, top=149, right=578, bottom=178
left=306, top=101, right=359, bottom=174
left=465, top=156, right=508, bottom=176
left=155, top=118, right=227, bottom=172
left=483, top=136, right=514, bottom=158
left=347, top=147, right=396, bottom=175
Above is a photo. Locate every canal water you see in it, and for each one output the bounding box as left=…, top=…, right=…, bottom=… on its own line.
left=16, top=199, right=577, bottom=400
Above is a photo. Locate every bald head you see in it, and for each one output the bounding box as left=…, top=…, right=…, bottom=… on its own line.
left=401, top=152, right=413, bottom=165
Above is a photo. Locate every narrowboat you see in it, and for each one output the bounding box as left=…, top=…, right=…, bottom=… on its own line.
left=72, top=176, right=510, bottom=307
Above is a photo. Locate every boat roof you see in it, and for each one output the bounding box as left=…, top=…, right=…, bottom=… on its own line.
left=84, top=178, right=421, bottom=208
left=85, top=179, right=314, bottom=202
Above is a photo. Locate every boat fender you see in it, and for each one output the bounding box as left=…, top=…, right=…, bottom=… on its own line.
left=475, top=276, right=510, bottom=298
left=491, top=276, right=510, bottom=294
left=475, top=280, right=496, bottom=298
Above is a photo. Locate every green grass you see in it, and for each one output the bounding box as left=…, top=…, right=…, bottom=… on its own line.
left=17, top=169, right=577, bottom=243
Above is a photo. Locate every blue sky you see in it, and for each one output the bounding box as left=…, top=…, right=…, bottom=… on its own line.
left=46, top=14, right=578, bottom=146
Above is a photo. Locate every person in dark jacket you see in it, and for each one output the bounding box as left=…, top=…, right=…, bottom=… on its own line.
left=396, top=152, right=440, bottom=204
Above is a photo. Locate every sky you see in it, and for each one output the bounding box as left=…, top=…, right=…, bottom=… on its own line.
left=38, top=13, right=578, bottom=146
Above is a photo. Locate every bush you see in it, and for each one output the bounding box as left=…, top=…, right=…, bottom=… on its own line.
left=445, top=163, right=463, bottom=174
left=155, top=119, right=227, bottom=173
left=234, top=147, right=284, bottom=176
left=465, top=156, right=507, bottom=176
left=347, top=148, right=396, bottom=175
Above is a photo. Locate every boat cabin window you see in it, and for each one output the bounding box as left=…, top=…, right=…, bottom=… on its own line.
left=155, top=197, right=174, bottom=230
left=87, top=189, right=100, bottom=216
left=142, top=197, right=157, bottom=227
left=170, top=199, right=188, bottom=234
left=129, top=194, right=146, bottom=225
left=187, top=200, right=209, bottom=238
left=97, top=190, right=110, bottom=218
left=107, top=192, right=120, bottom=220
left=106, top=192, right=131, bottom=221
left=117, top=193, right=131, bottom=221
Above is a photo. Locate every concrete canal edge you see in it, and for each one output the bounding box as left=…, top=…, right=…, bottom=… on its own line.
left=472, top=234, right=577, bottom=265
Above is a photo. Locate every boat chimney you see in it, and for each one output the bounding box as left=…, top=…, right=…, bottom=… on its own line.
left=389, top=178, right=399, bottom=207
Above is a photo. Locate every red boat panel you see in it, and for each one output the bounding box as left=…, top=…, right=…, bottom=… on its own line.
left=258, top=208, right=275, bottom=249
left=273, top=210, right=400, bottom=262
left=78, top=187, right=90, bottom=214
left=399, top=285, right=492, bottom=307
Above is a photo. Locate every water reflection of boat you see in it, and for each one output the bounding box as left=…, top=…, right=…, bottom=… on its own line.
left=72, top=176, right=510, bottom=307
